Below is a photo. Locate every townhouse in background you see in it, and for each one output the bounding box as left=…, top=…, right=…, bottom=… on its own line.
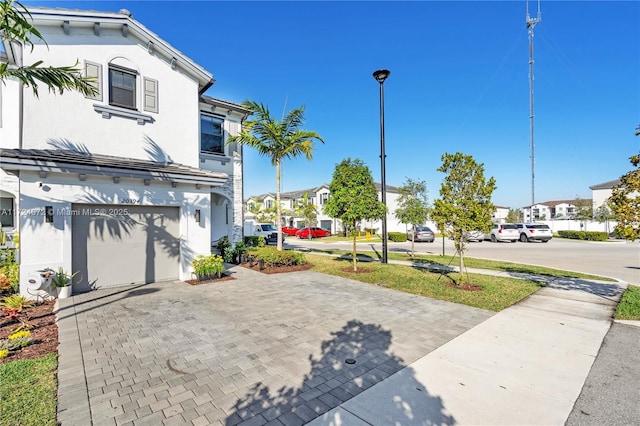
left=521, top=199, right=592, bottom=222
left=246, top=183, right=405, bottom=234
left=589, top=179, right=620, bottom=211
left=246, top=185, right=513, bottom=233
left=0, top=7, right=248, bottom=294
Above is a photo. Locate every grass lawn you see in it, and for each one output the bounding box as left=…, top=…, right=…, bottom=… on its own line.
left=0, top=353, right=58, bottom=426
left=304, top=248, right=615, bottom=282
left=614, top=285, right=640, bottom=320
left=308, top=254, right=542, bottom=312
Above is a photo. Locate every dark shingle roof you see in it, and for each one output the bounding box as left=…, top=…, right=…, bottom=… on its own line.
left=589, top=179, right=620, bottom=190
left=0, top=149, right=227, bottom=185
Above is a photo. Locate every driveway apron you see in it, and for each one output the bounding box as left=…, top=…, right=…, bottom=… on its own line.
left=56, top=266, right=493, bottom=426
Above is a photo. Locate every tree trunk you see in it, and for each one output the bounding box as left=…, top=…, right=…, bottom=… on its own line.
left=411, top=224, right=415, bottom=257
left=459, top=251, right=464, bottom=283
left=352, top=222, right=357, bottom=272
left=276, top=159, right=283, bottom=251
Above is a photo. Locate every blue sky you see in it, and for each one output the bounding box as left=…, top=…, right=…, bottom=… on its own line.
left=25, top=1, right=640, bottom=209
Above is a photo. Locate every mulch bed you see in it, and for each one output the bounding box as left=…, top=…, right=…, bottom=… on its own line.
left=0, top=300, right=58, bottom=364
left=241, top=262, right=314, bottom=274
left=443, top=281, right=484, bottom=291
left=184, top=274, right=236, bottom=285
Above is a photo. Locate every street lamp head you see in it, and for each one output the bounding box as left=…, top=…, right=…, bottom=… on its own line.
left=373, top=69, right=390, bottom=83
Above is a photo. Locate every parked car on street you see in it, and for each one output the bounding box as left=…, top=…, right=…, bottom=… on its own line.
left=464, top=230, right=485, bottom=242
left=487, top=223, right=519, bottom=242
left=295, top=227, right=332, bottom=239
left=407, top=226, right=436, bottom=243
left=281, top=226, right=299, bottom=236
left=516, top=223, right=553, bottom=242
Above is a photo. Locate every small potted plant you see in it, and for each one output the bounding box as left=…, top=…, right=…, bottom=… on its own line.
left=51, top=267, right=79, bottom=299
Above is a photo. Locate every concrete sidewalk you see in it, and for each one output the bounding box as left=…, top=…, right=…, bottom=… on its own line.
left=309, top=276, right=625, bottom=425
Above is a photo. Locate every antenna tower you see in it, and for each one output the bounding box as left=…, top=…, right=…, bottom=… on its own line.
left=526, top=0, right=541, bottom=219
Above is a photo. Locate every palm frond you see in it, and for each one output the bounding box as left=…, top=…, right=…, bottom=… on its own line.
left=0, top=0, right=46, bottom=50
left=1, top=60, right=98, bottom=97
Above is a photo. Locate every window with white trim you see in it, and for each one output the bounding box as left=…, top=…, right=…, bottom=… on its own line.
left=109, top=65, right=137, bottom=109
left=0, top=197, right=14, bottom=228
left=201, top=114, right=224, bottom=155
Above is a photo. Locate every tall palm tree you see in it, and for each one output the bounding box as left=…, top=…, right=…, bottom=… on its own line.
left=228, top=100, right=324, bottom=250
left=1, top=0, right=97, bottom=97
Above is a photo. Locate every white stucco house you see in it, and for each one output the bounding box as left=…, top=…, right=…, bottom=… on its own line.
left=246, top=183, right=407, bottom=234
left=589, top=179, right=620, bottom=211
left=492, top=206, right=510, bottom=223
left=0, top=7, right=248, bottom=294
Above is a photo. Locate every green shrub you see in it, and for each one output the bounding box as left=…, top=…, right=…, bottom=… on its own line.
left=388, top=232, right=406, bottom=242
left=557, top=230, right=608, bottom=241
left=191, top=254, right=225, bottom=281
left=0, top=295, right=34, bottom=312
left=364, top=228, right=377, bottom=235
left=244, top=236, right=266, bottom=247
left=216, top=236, right=232, bottom=258
left=247, top=247, right=307, bottom=267
left=0, top=250, right=19, bottom=295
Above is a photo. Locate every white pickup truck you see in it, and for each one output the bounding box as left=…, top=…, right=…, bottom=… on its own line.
left=244, top=222, right=283, bottom=245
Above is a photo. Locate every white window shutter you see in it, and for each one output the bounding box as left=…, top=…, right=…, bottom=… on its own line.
left=84, top=61, right=102, bottom=101
left=143, top=77, right=158, bottom=113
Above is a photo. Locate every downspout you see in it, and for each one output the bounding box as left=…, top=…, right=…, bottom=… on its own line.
left=18, top=83, right=23, bottom=149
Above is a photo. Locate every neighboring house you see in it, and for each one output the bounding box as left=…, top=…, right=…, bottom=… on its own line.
left=246, top=183, right=405, bottom=234
left=0, top=7, right=248, bottom=294
left=521, top=199, right=591, bottom=221
left=492, top=206, right=510, bottom=223
left=589, top=179, right=620, bottom=211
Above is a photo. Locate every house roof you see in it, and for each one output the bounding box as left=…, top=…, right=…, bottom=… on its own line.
left=200, top=96, right=250, bottom=118
left=246, top=183, right=399, bottom=203
left=589, top=179, right=620, bottom=190
left=0, top=149, right=228, bottom=186
left=522, top=199, right=592, bottom=208
left=24, top=7, right=215, bottom=94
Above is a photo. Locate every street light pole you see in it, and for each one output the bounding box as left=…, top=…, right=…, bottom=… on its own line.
left=373, top=69, right=390, bottom=264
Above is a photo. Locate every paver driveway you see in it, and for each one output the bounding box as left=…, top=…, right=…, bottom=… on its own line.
left=56, top=265, right=493, bottom=426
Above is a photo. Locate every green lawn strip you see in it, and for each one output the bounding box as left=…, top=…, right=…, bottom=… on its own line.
left=0, top=353, right=58, bottom=426
left=308, top=254, right=541, bottom=312
left=301, top=248, right=614, bottom=282
left=614, top=285, right=640, bottom=320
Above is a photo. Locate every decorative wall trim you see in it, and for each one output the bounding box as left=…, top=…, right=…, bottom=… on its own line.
left=93, top=104, right=153, bottom=125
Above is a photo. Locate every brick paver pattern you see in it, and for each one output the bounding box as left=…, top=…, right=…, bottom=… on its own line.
left=57, top=266, right=493, bottom=426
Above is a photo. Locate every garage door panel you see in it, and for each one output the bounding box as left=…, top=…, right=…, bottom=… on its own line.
left=72, top=205, right=180, bottom=292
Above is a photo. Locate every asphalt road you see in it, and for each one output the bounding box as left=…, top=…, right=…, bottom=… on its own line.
left=285, top=237, right=640, bottom=285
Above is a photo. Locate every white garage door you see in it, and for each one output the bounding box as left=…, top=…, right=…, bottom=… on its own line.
left=72, top=204, right=180, bottom=292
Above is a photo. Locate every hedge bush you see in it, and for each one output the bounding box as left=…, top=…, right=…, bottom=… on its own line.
left=247, top=247, right=307, bottom=267
left=244, top=236, right=266, bottom=247
left=557, top=230, right=608, bottom=241
left=388, top=232, right=406, bottom=242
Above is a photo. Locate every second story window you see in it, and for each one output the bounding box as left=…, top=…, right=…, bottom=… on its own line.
left=320, top=193, right=329, bottom=205
left=265, top=200, right=274, bottom=209
left=109, top=66, right=136, bottom=109
left=201, top=114, right=224, bottom=155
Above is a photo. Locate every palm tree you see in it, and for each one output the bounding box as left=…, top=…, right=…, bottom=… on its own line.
left=228, top=100, right=324, bottom=250
left=1, top=0, right=97, bottom=97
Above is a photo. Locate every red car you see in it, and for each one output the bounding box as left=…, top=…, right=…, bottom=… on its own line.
left=281, top=226, right=299, bottom=236
left=295, top=227, right=332, bottom=239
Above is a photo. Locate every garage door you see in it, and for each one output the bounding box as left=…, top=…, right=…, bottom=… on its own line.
left=72, top=204, right=180, bottom=292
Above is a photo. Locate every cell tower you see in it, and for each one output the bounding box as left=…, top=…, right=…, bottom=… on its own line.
left=527, top=0, right=541, bottom=219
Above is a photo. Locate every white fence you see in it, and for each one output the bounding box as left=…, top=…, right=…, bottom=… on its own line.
left=540, top=220, right=616, bottom=233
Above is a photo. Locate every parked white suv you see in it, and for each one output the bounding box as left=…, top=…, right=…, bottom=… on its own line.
left=488, top=223, right=519, bottom=242
left=516, top=223, right=552, bottom=243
